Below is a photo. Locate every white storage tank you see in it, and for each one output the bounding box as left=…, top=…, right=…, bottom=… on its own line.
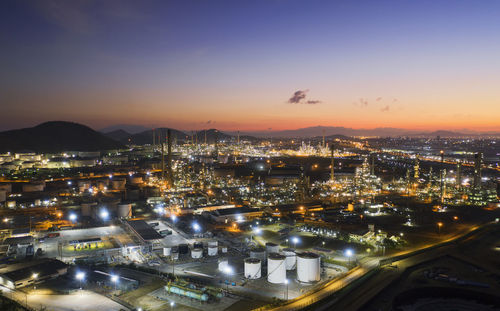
left=221, top=246, right=228, bottom=254
left=118, top=204, right=132, bottom=218
left=191, top=248, right=203, bottom=259
left=208, top=246, right=218, bottom=256
left=171, top=252, right=179, bottom=260
left=250, top=247, right=266, bottom=263
left=266, top=242, right=279, bottom=254
left=218, top=258, right=229, bottom=271
left=244, top=258, right=261, bottom=279
left=163, top=247, right=171, bottom=257
left=297, top=252, right=321, bottom=283
left=208, top=240, right=218, bottom=247
left=267, top=252, right=286, bottom=284
left=282, top=248, right=296, bottom=270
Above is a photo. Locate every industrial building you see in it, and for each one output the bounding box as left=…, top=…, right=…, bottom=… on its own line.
left=0, top=259, right=67, bottom=289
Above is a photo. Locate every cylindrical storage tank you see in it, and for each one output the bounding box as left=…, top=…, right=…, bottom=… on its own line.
left=81, top=203, right=92, bottom=217
left=129, top=176, right=143, bottom=185
left=163, top=247, right=171, bottom=256
left=221, top=246, right=228, bottom=253
left=296, top=252, right=321, bottom=283
left=266, top=242, right=279, bottom=254
left=193, top=242, right=203, bottom=249
left=218, top=258, right=229, bottom=271
left=250, top=247, right=266, bottom=263
left=117, top=204, right=132, bottom=218
left=191, top=248, right=203, bottom=259
left=171, top=252, right=179, bottom=260
left=111, top=179, right=126, bottom=190
left=244, top=258, right=261, bottom=279
left=208, top=246, right=218, bottom=256
left=283, top=248, right=296, bottom=270
left=208, top=240, right=218, bottom=247
left=267, top=253, right=286, bottom=284
left=178, top=244, right=189, bottom=254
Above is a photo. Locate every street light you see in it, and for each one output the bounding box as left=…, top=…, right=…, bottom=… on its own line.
left=76, top=271, right=85, bottom=289
left=192, top=222, right=201, bottom=233
left=284, top=279, right=289, bottom=300
left=111, top=274, right=119, bottom=291
left=99, top=209, right=109, bottom=221
left=32, top=273, right=38, bottom=290
left=437, top=222, right=443, bottom=235
left=292, top=237, right=299, bottom=249
left=223, top=266, right=233, bottom=292
left=344, top=249, right=354, bottom=265
left=170, top=301, right=175, bottom=310
left=69, top=213, right=77, bottom=222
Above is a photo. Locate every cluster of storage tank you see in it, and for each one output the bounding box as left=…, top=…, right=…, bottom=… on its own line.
left=162, top=240, right=227, bottom=261
left=245, top=243, right=321, bottom=284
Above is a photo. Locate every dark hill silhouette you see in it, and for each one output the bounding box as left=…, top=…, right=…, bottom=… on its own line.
left=103, top=129, right=132, bottom=142
left=0, top=121, right=125, bottom=152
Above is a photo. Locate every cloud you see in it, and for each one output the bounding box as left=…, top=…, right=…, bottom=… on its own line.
left=353, top=98, right=369, bottom=107
left=287, top=89, right=321, bottom=105
left=392, top=98, right=399, bottom=103
left=380, top=105, right=390, bottom=112
left=306, top=100, right=321, bottom=105
left=288, top=90, right=308, bottom=104
left=376, top=97, right=382, bottom=102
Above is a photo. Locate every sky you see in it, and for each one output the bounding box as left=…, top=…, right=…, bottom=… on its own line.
left=1, top=0, right=500, bottom=132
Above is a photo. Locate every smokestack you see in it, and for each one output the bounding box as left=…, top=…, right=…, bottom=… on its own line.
left=474, top=152, right=482, bottom=189
left=330, top=142, right=335, bottom=183
left=161, top=131, right=165, bottom=182
left=152, top=128, right=155, bottom=146
left=167, top=129, right=173, bottom=187
left=322, top=129, right=325, bottom=148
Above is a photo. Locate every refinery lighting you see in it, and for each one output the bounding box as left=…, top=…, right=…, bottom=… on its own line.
left=192, top=222, right=201, bottom=232
left=100, top=209, right=109, bottom=221
left=69, top=213, right=77, bottom=222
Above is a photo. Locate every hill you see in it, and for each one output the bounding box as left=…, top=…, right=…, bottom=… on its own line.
left=0, top=121, right=125, bottom=153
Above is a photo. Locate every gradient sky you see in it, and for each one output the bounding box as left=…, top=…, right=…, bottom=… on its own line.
left=1, top=0, right=500, bottom=132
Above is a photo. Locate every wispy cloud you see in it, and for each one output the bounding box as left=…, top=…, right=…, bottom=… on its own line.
left=380, top=105, right=390, bottom=112
left=287, top=90, right=321, bottom=105
left=353, top=98, right=369, bottom=107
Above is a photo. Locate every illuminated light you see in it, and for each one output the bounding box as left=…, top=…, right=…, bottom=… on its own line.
left=111, top=275, right=119, bottom=283
left=170, top=214, right=177, bottom=222
left=100, top=209, right=109, bottom=221
left=192, top=222, right=201, bottom=232
left=344, top=249, right=354, bottom=257
left=76, top=271, right=85, bottom=281
left=69, top=213, right=77, bottom=222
